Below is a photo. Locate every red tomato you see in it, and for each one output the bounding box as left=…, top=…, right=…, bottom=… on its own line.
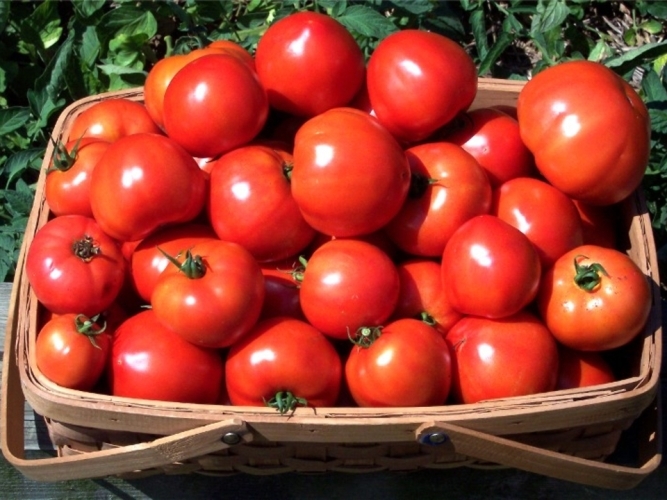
left=90, top=133, right=207, bottom=242
left=45, top=137, right=110, bottom=218
left=345, top=318, right=452, bottom=407
left=25, top=215, right=126, bottom=316
left=35, top=313, right=111, bottom=391
left=225, top=317, right=342, bottom=411
left=151, top=240, right=265, bottom=349
left=109, top=310, right=224, bottom=404
left=384, top=142, right=492, bottom=257
left=292, top=107, right=410, bottom=237
left=445, top=311, right=559, bottom=404
left=67, top=98, right=161, bottom=143
left=255, top=11, right=365, bottom=117
left=493, top=177, right=584, bottom=270
left=367, top=29, right=477, bottom=142
left=299, top=239, right=400, bottom=340
left=572, top=199, right=619, bottom=249
left=392, top=258, right=462, bottom=336
left=537, top=245, right=652, bottom=351
left=207, top=145, right=315, bottom=262
left=128, top=223, right=217, bottom=303
left=517, top=60, right=650, bottom=205
left=441, top=108, right=536, bottom=186
left=162, top=53, right=269, bottom=158
left=144, top=41, right=254, bottom=130
left=260, top=258, right=304, bottom=321
left=556, top=346, right=615, bottom=390
left=441, top=215, right=541, bottom=318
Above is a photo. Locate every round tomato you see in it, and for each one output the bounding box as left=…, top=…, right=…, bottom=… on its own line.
left=493, top=177, right=583, bottom=270
left=445, top=311, right=559, bottom=404
left=26, top=215, right=126, bottom=316
left=45, top=137, right=110, bottom=218
left=367, top=29, right=477, bottom=142
left=291, top=107, right=410, bottom=237
left=35, top=313, right=111, bottom=391
left=128, top=222, right=217, bottom=303
left=299, top=239, right=400, bottom=340
left=392, top=258, right=462, bottom=336
left=441, top=215, right=541, bottom=319
left=556, top=346, right=615, bottom=390
left=151, top=240, right=265, bottom=349
left=225, top=316, right=342, bottom=411
left=108, top=310, right=224, bottom=404
left=517, top=60, right=650, bottom=206
left=572, top=199, right=619, bottom=249
left=162, top=53, right=269, bottom=158
left=255, top=11, right=365, bottom=117
left=345, top=318, right=452, bottom=407
left=441, top=108, right=536, bottom=186
left=90, top=133, right=207, bottom=242
left=67, top=98, right=161, bottom=143
left=207, top=145, right=315, bottom=262
left=537, top=245, right=652, bottom=351
left=260, top=257, right=304, bottom=321
left=384, top=142, right=492, bottom=257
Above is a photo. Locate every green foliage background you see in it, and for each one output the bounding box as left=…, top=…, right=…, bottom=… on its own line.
left=1, top=0, right=667, bottom=286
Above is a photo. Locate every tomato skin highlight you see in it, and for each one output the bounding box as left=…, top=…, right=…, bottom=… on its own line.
left=255, top=11, right=365, bottom=117
left=517, top=60, right=650, bottom=206
left=537, top=245, right=652, bottom=351
left=109, top=310, right=224, bottom=404
left=225, top=316, right=342, bottom=408
left=345, top=318, right=452, bottom=407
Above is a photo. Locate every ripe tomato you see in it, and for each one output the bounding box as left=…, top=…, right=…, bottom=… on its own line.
left=35, top=313, right=111, bottom=391
left=260, top=257, right=304, bottom=321
left=144, top=41, right=254, bottom=130
left=25, top=215, right=126, bottom=316
left=441, top=215, right=541, bottom=319
left=225, top=317, right=342, bottom=411
left=151, top=240, right=265, bottom=349
left=45, top=137, right=110, bottom=218
left=537, top=245, right=652, bottom=351
left=207, top=145, right=315, bottom=262
left=108, top=310, right=224, bottom=404
left=67, top=98, right=161, bottom=143
left=556, top=346, right=615, bottom=390
left=128, top=223, right=217, bottom=303
left=255, top=11, right=365, bottom=117
left=445, top=311, right=559, bottom=404
left=572, top=199, right=619, bottom=249
left=384, top=142, right=492, bottom=257
left=162, top=53, right=269, bottom=158
left=517, top=60, right=650, bottom=205
left=292, top=107, right=410, bottom=237
left=367, top=29, right=477, bottom=142
left=441, top=108, right=536, bottom=186
left=299, top=239, right=400, bottom=340
left=392, top=258, right=462, bottom=336
left=90, top=133, right=207, bottom=242
left=345, top=318, right=452, bottom=407
left=493, top=177, right=584, bottom=270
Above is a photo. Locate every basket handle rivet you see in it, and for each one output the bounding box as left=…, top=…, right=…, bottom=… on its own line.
left=222, top=432, right=242, bottom=445
left=422, top=432, right=449, bottom=446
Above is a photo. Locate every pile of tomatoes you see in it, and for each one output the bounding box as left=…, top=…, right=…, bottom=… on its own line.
left=26, top=11, right=653, bottom=413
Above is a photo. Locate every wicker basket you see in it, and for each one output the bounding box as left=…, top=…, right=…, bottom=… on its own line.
left=1, top=79, right=663, bottom=489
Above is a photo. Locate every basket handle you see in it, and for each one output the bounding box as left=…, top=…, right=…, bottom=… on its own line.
left=416, top=417, right=662, bottom=490
left=1, top=316, right=252, bottom=482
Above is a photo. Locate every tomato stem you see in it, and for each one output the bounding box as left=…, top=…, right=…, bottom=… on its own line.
left=348, top=326, right=382, bottom=348
left=573, top=254, right=609, bottom=292
left=264, top=391, right=308, bottom=415
left=72, top=235, right=101, bottom=262
left=283, top=163, right=293, bottom=182
left=46, top=132, right=86, bottom=173
left=408, top=173, right=439, bottom=199
left=420, top=311, right=436, bottom=327
left=158, top=247, right=207, bottom=279
left=74, top=314, right=107, bottom=350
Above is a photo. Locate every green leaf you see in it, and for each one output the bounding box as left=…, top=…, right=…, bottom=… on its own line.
left=469, top=9, right=488, bottom=61
left=389, top=0, right=434, bottom=16
left=642, top=70, right=667, bottom=102
left=648, top=104, right=667, bottom=135
left=115, top=11, right=158, bottom=39
left=80, top=25, right=102, bottom=67
left=334, top=5, right=397, bottom=39
left=3, top=178, right=35, bottom=216
left=478, top=31, right=513, bottom=77
left=530, top=0, right=569, bottom=35
left=2, top=148, right=43, bottom=187
left=0, top=0, right=9, bottom=33
left=34, top=29, right=76, bottom=104
left=0, top=108, right=31, bottom=136
left=72, top=0, right=107, bottom=19
left=640, top=19, right=663, bottom=35
left=588, top=40, right=614, bottom=63
left=604, top=40, right=667, bottom=73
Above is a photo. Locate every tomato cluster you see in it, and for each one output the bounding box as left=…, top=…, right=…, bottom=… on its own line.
left=29, top=12, right=653, bottom=412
